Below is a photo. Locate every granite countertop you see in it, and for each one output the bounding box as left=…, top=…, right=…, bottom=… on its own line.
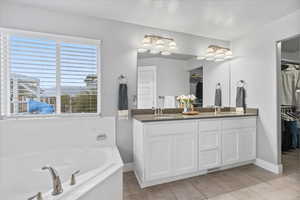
left=133, top=110, right=258, bottom=122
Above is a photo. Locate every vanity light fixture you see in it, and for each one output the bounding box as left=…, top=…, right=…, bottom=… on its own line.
left=137, top=35, right=177, bottom=55
left=197, top=45, right=233, bottom=62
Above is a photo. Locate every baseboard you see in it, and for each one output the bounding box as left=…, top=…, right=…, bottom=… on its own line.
left=123, top=162, right=134, bottom=172
left=255, top=158, right=283, bottom=174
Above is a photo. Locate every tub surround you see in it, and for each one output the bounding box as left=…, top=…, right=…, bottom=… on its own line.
left=133, top=109, right=257, bottom=188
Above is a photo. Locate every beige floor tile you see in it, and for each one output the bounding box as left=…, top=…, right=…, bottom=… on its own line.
left=230, top=187, right=267, bottom=200
left=123, top=150, right=300, bottom=200
left=168, top=180, right=206, bottom=200
left=267, top=175, right=300, bottom=192
left=189, top=175, right=228, bottom=198
left=261, top=188, right=300, bottom=200
left=207, top=193, right=237, bottom=200
left=145, top=183, right=177, bottom=200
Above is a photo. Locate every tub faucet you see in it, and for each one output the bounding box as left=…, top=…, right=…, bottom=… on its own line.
left=42, top=166, right=63, bottom=196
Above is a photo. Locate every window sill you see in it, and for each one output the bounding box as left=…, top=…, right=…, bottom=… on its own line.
left=0, top=113, right=102, bottom=121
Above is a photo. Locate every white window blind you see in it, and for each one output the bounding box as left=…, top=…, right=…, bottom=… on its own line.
left=0, top=30, right=101, bottom=117
left=10, top=36, right=57, bottom=114
left=60, top=43, right=98, bottom=113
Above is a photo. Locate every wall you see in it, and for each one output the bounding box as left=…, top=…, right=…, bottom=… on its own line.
left=230, top=9, right=300, bottom=165
left=138, top=57, right=190, bottom=97
left=202, top=61, right=231, bottom=107
left=0, top=2, right=229, bottom=163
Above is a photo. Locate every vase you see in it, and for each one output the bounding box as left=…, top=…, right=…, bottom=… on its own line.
left=183, top=102, right=192, bottom=113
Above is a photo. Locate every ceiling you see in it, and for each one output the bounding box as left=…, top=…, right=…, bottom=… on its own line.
left=5, top=0, right=300, bottom=40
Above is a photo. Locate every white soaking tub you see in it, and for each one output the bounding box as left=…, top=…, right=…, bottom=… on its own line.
left=0, top=117, right=123, bottom=200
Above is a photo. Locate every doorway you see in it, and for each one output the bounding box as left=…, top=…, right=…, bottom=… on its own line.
left=277, top=35, right=300, bottom=174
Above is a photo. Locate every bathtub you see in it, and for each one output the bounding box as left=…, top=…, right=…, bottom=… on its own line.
left=0, top=117, right=123, bottom=200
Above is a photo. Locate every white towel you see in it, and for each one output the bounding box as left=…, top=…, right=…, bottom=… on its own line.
left=164, top=96, right=176, bottom=108
left=118, top=110, right=129, bottom=120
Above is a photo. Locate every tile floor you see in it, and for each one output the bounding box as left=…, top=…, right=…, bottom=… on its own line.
left=124, top=149, right=300, bottom=200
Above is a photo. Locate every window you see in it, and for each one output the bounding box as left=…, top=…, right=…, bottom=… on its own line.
left=0, top=29, right=101, bottom=117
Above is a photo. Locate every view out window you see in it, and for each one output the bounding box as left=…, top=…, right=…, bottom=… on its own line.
left=0, top=31, right=100, bottom=117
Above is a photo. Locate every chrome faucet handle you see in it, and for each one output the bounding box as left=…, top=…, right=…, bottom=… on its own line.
left=70, top=170, right=80, bottom=186
left=28, top=192, right=43, bottom=200
left=42, top=166, right=63, bottom=196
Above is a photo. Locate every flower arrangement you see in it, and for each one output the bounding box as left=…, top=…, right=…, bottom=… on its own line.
left=177, top=95, right=196, bottom=112
left=176, top=95, right=196, bottom=104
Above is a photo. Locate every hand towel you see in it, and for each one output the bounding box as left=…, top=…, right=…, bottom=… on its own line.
left=118, top=83, right=128, bottom=119
left=214, top=88, right=222, bottom=107
left=236, top=86, right=246, bottom=108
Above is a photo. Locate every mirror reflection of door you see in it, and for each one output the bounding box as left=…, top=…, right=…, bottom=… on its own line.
left=137, top=66, right=157, bottom=109
left=190, top=67, right=203, bottom=107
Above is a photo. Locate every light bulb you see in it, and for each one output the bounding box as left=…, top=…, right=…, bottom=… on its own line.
left=206, top=57, right=215, bottom=61
left=224, top=55, right=233, bottom=59
left=206, top=53, right=215, bottom=57
left=169, top=41, right=177, bottom=50
left=150, top=49, right=160, bottom=54
left=142, top=37, right=151, bottom=47
left=197, top=56, right=206, bottom=60
left=215, top=58, right=225, bottom=62
left=225, top=50, right=233, bottom=56
left=137, top=48, right=148, bottom=53
left=215, top=53, right=225, bottom=58
left=216, top=49, right=225, bottom=55
left=206, top=47, right=214, bottom=53
left=155, top=39, right=165, bottom=49
left=161, top=51, right=171, bottom=56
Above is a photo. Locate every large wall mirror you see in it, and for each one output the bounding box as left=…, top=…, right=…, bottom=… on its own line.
left=136, top=52, right=231, bottom=109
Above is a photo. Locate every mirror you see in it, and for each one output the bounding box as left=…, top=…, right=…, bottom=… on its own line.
left=136, top=52, right=231, bottom=109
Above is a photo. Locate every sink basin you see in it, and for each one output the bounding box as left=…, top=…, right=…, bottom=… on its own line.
left=154, top=114, right=181, bottom=119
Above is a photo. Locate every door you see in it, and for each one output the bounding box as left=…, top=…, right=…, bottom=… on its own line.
left=199, top=130, right=221, bottom=169
left=137, top=66, right=157, bottom=109
left=222, top=129, right=239, bottom=165
left=173, top=132, right=198, bottom=175
left=145, top=135, right=172, bottom=180
left=238, top=128, right=256, bottom=162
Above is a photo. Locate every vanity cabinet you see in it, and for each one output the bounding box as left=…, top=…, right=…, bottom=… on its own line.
left=142, top=120, right=198, bottom=181
left=133, top=116, right=257, bottom=188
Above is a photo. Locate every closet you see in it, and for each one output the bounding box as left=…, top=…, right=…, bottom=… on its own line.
left=280, top=36, right=300, bottom=152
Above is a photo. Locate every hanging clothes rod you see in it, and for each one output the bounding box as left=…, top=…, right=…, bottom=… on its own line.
left=281, top=59, right=300, bottom=65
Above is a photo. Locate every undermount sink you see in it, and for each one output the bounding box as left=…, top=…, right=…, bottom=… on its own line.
left=154, top=114, right=181, bottom=119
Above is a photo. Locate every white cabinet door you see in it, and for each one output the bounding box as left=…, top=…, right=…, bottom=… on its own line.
left=145, top=135, right=172, bottom=180
left=238, top=128, right=256, bottom=162
left=173, top=132, right=198, bottom=175
left=222, top=129, right=239, bottom=165
left=199, top=130, right=221, bottom=169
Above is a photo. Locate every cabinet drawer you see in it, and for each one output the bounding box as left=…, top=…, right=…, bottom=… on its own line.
left=222, top=117, right=256, bottom=130
left=198, top=120, right=221, bottom=131
left=145, top=120, right=198, bottom=137
left=199, top=130, right=220, bottom=150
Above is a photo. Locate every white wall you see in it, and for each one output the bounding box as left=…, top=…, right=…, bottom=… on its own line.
left=203, top=61, right=231, bottom=107
left=0, top=2, right=229, bottom=163
left=138, top=57, right=190, bottom=97
left=230, top=9, right=300, bottom=165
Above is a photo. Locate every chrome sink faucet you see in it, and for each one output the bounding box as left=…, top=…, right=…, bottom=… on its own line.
left=42, top=166, right=63, bottom=195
